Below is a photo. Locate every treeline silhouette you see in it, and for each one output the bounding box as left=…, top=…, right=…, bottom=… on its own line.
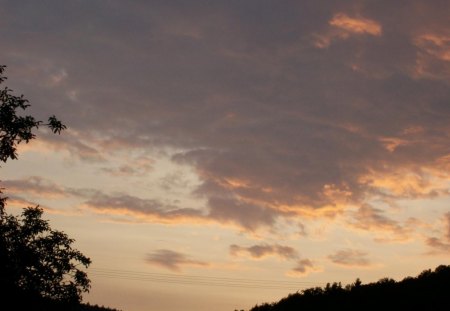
left=249, top=265, right=450, bottom=311
left=2, top=285, right=121, bottom=311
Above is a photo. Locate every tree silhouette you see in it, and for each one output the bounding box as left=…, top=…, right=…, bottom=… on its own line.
left=249, top=265, right=450, bottom=311
left=0, top=203, right=91, bottom=303
left=0, top=65, right=92, bottom=308
left=0, top=65, right=66, bottom=162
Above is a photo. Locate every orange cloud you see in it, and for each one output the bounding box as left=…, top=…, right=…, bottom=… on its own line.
left=413, top=32, right=450, bottom=79
left=315, top=13, right=382, bottom=48
left=359, top=168, right=448, bottom=199
left=415, top=34, right=450, bottom=62
left=329, top=13, right=382, bottom=36
left=378, top=137, right=411, bottom=152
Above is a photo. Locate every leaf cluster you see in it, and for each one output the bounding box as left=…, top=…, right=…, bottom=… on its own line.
left=0, top=65, right=66, bottom=162
left=0, top=199, right=91, bottom=304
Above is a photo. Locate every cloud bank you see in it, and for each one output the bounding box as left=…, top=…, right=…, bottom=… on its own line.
left=1, top=1, right=449, bottom=258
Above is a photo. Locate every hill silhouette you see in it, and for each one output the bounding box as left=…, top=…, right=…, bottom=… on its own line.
left=249, top=265, right=450, bottom=311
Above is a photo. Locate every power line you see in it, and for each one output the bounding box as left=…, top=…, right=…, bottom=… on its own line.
left=90, top=267, right=321, bottom=290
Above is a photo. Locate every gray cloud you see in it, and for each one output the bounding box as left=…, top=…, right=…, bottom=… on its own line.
left=290, top=259, right=316, bottom=276
left=1, top=177, right=275, bottom=230
left=328, top=249, right=371, bottom=267
left=2, top=177, right=100, bottom=199
left=85, top=193, right=204, bottom=222
left=145, top=249, right=208, bottom=272
left=84, top=191, right=278, bottom=230
left=426, top=212, right=450, bottom=253
left=229, top=243, right=298, bottom=260
left=2, top=176, right=66, bottom=197
left=446, top=212, right=450, bottom=241
left=426, top=237, right=450, bottom=253
left=100, top=155, right=154, bottom=177
left=1, top=1, right=450, bottom=232
left=207, top=195, right=277, bottom=231
left=349, top=204, right=410, bottom=241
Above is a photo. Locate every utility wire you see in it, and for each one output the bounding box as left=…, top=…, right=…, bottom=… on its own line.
left=90, top=267, right=321, bottom=290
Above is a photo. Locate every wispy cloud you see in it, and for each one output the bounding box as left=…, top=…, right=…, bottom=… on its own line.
left=348, top=204, right=409, bottom=241
left=329, top=13, right=382, bottom=36
left=413, top=33, right=450, bottom=79
left=315, top=12, right=382, bottom=48
left=2, top=176, right=100, bottom=200
left=426, top=237, right=450, bottom=253
left=288, top=259, right=321, bottom=277
left=328, top=249, right=371, bottom=267
left=229, top=243, right=298, bottom=260
left=426, top=212, right=450, bottom=253
left=145, top=249, right=208, bottom=272
left=84, top=193, right=205, bottom=224
left=100, top=155, right=153, bottom=177
left=2, top=176, right=66, bottom=198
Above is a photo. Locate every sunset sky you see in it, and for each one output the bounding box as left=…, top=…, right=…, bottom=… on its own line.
left=1, top=1, right=450, bottom=310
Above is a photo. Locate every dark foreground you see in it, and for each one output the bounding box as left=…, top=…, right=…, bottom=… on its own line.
left=1, top=287, right=120, bottom=311
left=250, top=265, right=450, bottom=311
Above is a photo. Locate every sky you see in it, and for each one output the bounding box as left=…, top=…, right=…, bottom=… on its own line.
left=1, top=0, right=450, bottom=310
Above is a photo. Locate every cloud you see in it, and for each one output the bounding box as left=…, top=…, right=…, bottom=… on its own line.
left=347, top=204, right=413, bottom=242
left=206, top=195, right=278, bottom=231
left=100, top=155, right=154, bottom=177
left=328, top=249, right=371, bottom=267
left=229, top=243, right=320, bottom=277
left=2, top=177, right=208, bottom=226
left=84, top=193, right=205, bottom=224
left=360, top=168, right=450, bottom=199
left=446, top=212, right=450, bottom=241
left=288, top=259, right=320, bottom=277
left=2, top=176, right=100, bottom=200
left=2, top=176, right=66, bottom=198
left=2, top=194, right=44, bottom=210
left=2, top=1, right=450, bottom=238
left=37, top=130, right=105, bottom=162
left=426, top=237, right=450, bottom=253
left=315, top=12, right=382, bottom=48
left=329, top=13, right=382, bottom=36
left=426, top=212, right=450, bottom=253
left=413, top=33, right=450, bottom=79
left=229, top=243, right=298, bottom=260
left=145, top=249, right=208, bottom=272
left=83, top=191, right=278, bottom=231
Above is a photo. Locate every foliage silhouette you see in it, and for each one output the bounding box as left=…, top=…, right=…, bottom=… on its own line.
left=0, top=203, right=91, bottom=303
left=250, top=265, right=450, bottom=311
left=0, top=65, right=66, bottom=163
left=0, top=65, right=117, bottom=310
